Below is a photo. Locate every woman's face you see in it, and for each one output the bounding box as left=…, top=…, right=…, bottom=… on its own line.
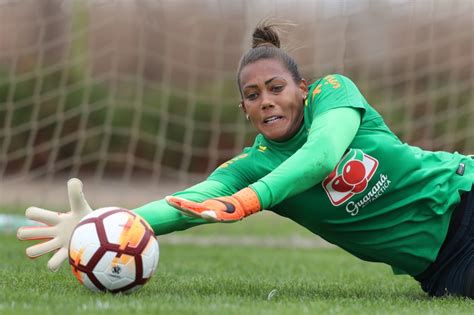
left=239, top=59, right=308, bottom=142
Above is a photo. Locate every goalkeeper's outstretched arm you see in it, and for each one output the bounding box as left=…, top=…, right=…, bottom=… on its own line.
left=17, top=178, right=241, bottom=271
left=166, top=107, right=360, bottom=222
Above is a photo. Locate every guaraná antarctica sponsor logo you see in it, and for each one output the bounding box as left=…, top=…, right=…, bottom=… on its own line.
left=322, top=149, right=391, bottom=215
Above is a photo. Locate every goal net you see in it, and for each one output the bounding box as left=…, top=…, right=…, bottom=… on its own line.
left=0, top=0, right=473, bottom=207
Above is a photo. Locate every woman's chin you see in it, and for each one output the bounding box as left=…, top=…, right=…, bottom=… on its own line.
left=259, top=118, right=302, bottom=142
left=259, top=122, right=286, bottom=139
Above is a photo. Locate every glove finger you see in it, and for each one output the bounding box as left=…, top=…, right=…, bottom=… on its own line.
left=176, top=207, right=204, bottom=219
left=68, top=178, right=92, bottom=215
left=17, top=226, right=56, bottom=241
left=201, top=210, right=239, bottom=223
left=165, top=196, right=205, bottom=218
left=25, top=207, right=61, bottom=225
left=47, top=247, right=68, bottom=272
left=25, top=238, right=61, bottom=259
left=200, top=211, right=219, bottom=222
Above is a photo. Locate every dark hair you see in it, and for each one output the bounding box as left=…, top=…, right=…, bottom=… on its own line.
left=237, top=21, right=302, bottom=92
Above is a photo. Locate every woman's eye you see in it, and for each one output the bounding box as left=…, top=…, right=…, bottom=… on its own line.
left=246, top=93, right=258, bottom=100
left=272, top=85, right=284, bottom=92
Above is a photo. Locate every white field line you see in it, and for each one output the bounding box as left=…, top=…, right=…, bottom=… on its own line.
left=158, top=234, right=335, bottom=249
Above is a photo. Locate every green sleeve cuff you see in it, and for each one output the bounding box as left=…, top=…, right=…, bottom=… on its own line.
left=249, top=181, right=273, bottom=209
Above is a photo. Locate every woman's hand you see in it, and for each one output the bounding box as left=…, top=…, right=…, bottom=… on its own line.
left=166, top=187, right=261, bottom=222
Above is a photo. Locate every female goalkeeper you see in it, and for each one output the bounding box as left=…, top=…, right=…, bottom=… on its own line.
left=18, top=22, right=474, bottom=298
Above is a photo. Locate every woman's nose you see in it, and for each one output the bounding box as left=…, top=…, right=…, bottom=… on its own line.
left=260, top=93, right=274, bottom=110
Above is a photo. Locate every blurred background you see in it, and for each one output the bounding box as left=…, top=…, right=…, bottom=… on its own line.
left=0, top=0, right=473, bottom=208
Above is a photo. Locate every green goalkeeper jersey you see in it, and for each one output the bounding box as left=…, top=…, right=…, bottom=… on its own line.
left=205, top=74, right=474, bottom=276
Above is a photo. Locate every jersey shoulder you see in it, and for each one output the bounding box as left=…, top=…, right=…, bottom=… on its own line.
left=305, top=74, right=381, bottom=123
left=307, top=74, right=366, bottom=112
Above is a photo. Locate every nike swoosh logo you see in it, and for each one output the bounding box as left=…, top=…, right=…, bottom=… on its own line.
left=212, top=199, right=235, bottom=213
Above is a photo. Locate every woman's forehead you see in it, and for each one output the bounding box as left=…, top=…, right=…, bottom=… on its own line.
left=240, top=59, right=291, bottom=87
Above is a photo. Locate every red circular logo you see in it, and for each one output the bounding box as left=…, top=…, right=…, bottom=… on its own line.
left=342, top=160, right=366, bottom=185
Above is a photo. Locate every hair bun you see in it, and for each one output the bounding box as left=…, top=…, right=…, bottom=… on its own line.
left=252, top=23, right=281, bottom=49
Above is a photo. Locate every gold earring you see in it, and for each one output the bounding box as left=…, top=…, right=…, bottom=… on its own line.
left=246, top=114, right=250, bottom=120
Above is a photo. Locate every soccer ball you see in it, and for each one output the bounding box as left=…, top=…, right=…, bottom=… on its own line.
left=68, top=207, right=159, bottom=293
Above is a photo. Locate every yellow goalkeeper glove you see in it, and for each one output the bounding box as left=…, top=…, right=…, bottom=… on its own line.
left=165, top=188, right=261, bottom=222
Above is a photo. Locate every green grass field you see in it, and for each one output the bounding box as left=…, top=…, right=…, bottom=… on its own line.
left=1, top=211, right=473, bottom=314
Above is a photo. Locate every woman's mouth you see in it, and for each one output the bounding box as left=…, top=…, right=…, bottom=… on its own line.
left=263, top=115, right=283, bottom=124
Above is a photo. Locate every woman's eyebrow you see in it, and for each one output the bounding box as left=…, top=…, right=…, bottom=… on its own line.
left=243, top=77, right=286, bottom=90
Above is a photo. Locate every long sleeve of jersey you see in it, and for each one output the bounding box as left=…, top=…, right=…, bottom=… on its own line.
left=250, top=107, right=361, bottom=209
left=133, top=180, right=236, bottom=235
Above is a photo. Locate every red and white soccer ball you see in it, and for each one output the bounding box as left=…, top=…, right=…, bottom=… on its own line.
left=68, top=207, right=159, bottom=293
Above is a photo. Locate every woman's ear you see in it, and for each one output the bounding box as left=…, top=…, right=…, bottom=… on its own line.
left=239, top=101, right=247, bottom=114
left=299, top=78, right=309, bottom=99
left=239, top=101, right=250, bottom=121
